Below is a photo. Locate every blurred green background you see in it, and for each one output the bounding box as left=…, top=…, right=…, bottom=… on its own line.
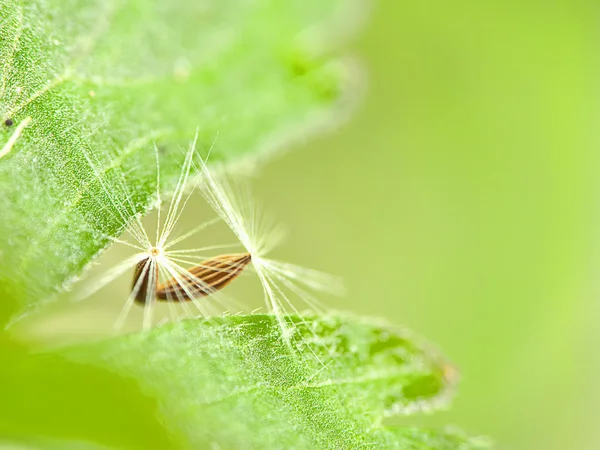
left=257, top=2, right=600, bottom=449
left=15, top=2, right=600, bottom=449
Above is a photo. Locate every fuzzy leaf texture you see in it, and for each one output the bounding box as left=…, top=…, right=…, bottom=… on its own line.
left=61, top=315, right=491, bottom=449
left=0, top=0, right=359, bottom=321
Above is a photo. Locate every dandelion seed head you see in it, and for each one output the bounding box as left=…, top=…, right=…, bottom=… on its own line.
left=65, top=131, right=342, bottom=354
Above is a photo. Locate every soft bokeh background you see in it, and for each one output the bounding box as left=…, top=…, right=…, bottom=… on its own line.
left=16, top=2, right=600, bottom=449
left=257, top=2, right=600, bottom=449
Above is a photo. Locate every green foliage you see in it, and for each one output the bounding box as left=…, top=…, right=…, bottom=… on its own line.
left=0, top=1, right=490, bottom=448
left=0, top=315, right=492, bottom=449
left=63, top=315, right=489, bottom=449
left=0, top=0, right=355, bottom=320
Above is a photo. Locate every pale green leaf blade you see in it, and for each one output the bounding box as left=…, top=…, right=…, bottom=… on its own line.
left=63, top=314, right=488, bottom=449
left=0, top=0, right=360, bottom=319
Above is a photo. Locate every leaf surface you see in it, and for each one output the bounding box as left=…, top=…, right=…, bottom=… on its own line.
left=63, top=314, right=490, bottom=449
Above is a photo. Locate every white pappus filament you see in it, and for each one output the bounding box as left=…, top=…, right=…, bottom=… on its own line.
left=75, top=133, right=343, bottom=345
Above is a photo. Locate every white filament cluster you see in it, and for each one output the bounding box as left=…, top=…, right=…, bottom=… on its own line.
left=77, top=133, right=342, bottom=344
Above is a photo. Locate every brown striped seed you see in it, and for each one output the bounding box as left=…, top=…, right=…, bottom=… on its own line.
left=131, top=253, right=252, bottom=304
left=157, top=253, right=251, bottom=301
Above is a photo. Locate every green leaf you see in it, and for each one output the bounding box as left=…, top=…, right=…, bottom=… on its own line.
left=0, top=0, right=359, bottom=320
left=62, top=314, right=490, bottom=449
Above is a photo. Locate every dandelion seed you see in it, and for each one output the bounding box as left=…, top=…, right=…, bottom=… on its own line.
left=130, top=251, right=252, bottom=304
left=74, top=135, right=246, bottom=331
left=76, top=132, right=341, bottom=344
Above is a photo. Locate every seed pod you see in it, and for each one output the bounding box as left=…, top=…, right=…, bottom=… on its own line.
left=132, top=257, right=158, bottom=304
left=157, top=253, right=251, bottom=301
